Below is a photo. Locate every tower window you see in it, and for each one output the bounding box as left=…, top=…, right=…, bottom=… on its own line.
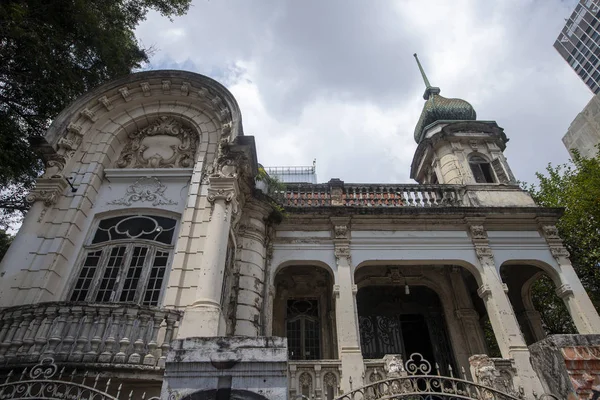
left=70, top=215, right=177, bottom=306
left=469, top=155, right=495, bottom=183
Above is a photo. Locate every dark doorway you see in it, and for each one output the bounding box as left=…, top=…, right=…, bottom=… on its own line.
left=357, top=286, right=454, bottom=374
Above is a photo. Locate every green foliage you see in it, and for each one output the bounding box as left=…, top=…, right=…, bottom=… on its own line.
left=525, top=148, right=600, bottom=331
left=0, top=230, right=13, bottom=263
left=0, top=0, right=190, bottom=226
left=256, top=166, right=287, bottom=223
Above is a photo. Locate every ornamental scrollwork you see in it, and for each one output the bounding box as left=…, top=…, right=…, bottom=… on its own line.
left=116, top=116, right=198, bottom=169
left=207, top=187, right=237, bottom=204
left=542, top=225, right=560, bottom=240
left=108, top=177, right=177, bottom=206
left=334, top=225, right=349, bottom=239
left=550, top=246, right=570, bottom=260
left=334, top=246, right=351, bottom=262
left=469, top=225, right=488, bottom=240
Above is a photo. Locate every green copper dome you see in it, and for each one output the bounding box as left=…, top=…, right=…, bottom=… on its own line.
left=413, top=93, right=477, bottom=142
left=412, top=54, right=477, bottom=143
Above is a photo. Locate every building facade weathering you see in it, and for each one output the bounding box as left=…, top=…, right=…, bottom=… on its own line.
left=555, top=0, right=600, bottom=94
left=0, top=59, right=599, bottom=400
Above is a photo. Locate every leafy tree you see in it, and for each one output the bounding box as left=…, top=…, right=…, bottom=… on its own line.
left=0, top=0, right=191, bottom=226
left=526, top=149, right=600, bottom=333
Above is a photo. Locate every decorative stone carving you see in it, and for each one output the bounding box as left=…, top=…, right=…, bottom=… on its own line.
left=469, top=355, right=522, bottom=398
left=334, top=225, right=348, bottom=239
left=140, top=82, right=151, bottom=96
left=334, top=246, right=351, bottom=262
left=542, top=225, right=560, bottom=240
left=162, top=80, right=171, bottom=94
left=180, top=82, right=190, bottom=96
left=66, top=123, right=83, bottom=137
left=108, top=177, right=177, bottom=206
left=98, top=96, right=113, bottom=110
left=323, top=372, right=337, bottom=388
left=550, top=246, right=570, bottom=260
left=299, top=372, right=312, bottom=388
left=477, top=284, right=492, bottom=299
left=116, top=116, right=198, bottom=169
left=80, top=108, right=97, bottom=122
left=26, top=177, right=69, bottom=206
left=470, top=225, right=487, bottom=239
left=476, top=248, right=494, bottom=264
left=118, top=87, right=131, bottom=101
left=42, top=154, right=68, bottom=178
left=369, top=370, right=383, bottom=382
left=555, top=284, right=574, bottom=299
left=383, top=354, right=405, bottom=377
left=207, top=187, right=237, bottom=204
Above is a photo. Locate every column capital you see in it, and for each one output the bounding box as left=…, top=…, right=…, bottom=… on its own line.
left=555, top=283, right=574, bottom=299
left=334, top=246, right=351, bottom=263
left=477, top=284, right=492, bottom=299
left=26, top=177, right=69, bottom=206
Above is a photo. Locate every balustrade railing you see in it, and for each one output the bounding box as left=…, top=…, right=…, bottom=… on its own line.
left=288, top=360, right=342, bottom=400
left=0, top=302, right=181, bottom=368
left=278, top=182, right=466, bottom=208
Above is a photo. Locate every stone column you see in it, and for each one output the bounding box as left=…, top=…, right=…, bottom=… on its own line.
left=233, top=200, right=270, bottom=336
left=178, top=175, right=239, bottom=338
left=467, top=222, right=544, bottom=396
left=540, top=224, right=600, bottom=334
left=331, top=218, right=364, bottom=393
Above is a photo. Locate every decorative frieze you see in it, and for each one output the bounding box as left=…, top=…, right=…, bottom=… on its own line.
left=108, top=177, right=177, bottom=206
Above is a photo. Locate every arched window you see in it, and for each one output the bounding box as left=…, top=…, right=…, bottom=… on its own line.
left=287, top=299, right=321, bottom=360
left=469, top=155, right=496, bottom=183
left=69, top=215, right=177, bottom=306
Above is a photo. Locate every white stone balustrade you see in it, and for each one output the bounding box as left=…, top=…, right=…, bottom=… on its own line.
left=0, top=302, right=182, bottom=367
left=279, top=181, right=536, bottom=208
left=280, top=182, right=465, bottom=208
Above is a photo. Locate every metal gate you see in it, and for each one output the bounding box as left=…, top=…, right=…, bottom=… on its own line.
left=0, top=358, right=158, bottom=400
left=335, top=353, right=524, bottom=400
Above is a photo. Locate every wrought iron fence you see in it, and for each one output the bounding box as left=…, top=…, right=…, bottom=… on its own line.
left=0, top=357, right=159, bottom=400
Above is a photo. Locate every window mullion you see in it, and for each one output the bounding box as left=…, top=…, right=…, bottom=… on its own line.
left=89, top=247, right=111, bottom=302
left=137, top=246, right=156, bottom=305
left=114, top=243, right=135, bottom=302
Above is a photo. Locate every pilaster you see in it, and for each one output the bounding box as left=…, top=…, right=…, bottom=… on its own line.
left=466, top=220, right=544, bottom=396
left=330, top=217, right=364, bottom=393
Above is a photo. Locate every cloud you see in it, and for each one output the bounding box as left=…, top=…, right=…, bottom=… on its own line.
left=136, top=0, right=590, bottom=184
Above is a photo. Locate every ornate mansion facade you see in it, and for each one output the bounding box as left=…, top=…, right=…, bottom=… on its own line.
left=0, top=68, right=599, bottom=400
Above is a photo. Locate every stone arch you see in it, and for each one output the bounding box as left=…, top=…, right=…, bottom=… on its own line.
left=500, top=260, right=576, bottom=345
left=272, top=260, right=336, bottom=286
left=272, top=263, right=337, bottom=359
left=354, top=259, right=484, bottom=287
left=353, top=262, right=488, bottom=374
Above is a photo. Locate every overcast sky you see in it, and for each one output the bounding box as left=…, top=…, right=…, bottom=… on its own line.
left=136, top=0, right=590, bottom=185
